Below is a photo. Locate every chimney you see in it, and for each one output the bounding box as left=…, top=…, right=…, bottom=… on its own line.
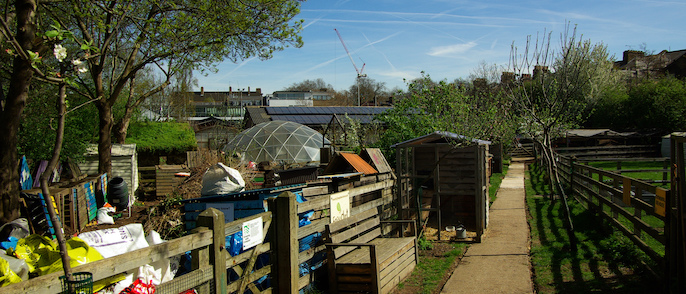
left=623, top=50, right=644, bottom=64
left=248, top=87, right=250, bottom=95
left=200, top=87, right=204, bottom=96
left=533, top=65, right=549, bottom=78
left=256, top=88, right=261, bottom=95
left=501, top=72, right=515, bottom=85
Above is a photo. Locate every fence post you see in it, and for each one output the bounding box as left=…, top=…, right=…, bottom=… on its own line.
left=269, top=191, right=299, bottom=294
left=197, top=207, right=227, bottom=294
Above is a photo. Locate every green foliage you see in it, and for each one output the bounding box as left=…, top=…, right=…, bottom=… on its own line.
left=599, top=231, right=646, bottom=269
left=417, top=236, right=433, bottom=250
left=18, top=84, right=97, bottom=161
left=374, top=73, right=516, bottom=163
left=625, top=76, right=686, bottom=132
left=586, top=76, right=686, bottom=132
left=126, top=121, right=196, bottom=153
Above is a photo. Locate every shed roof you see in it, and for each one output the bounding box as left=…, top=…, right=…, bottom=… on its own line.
left=391, top=131, right=491, bottom=148
left=323, top=152, right=378, bottom=175
left=564, top=129, right=638, bottom=138
left=84, top=144, right=136, bottom=157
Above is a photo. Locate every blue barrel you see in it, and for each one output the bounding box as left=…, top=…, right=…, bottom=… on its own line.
left=108, top=177, right=129, bottom=211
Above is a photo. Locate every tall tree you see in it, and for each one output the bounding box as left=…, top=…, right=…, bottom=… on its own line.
left=44, top=0, right=304, bottom=174
left=0, top=0, right=38, bottom=223
left=508, top=26, right=619, bottom=181
left=507, top=25, right=621, bottom=247
left=348, top=76, right=388, bottom=106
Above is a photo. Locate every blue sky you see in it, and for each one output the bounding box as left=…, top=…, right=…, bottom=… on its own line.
left=195, top=0, right=686, bottom=94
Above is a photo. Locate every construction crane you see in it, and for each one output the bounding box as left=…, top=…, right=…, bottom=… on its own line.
left=335, top=28, right=367, bottom=106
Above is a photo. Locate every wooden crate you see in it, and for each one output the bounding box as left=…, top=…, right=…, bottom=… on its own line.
left=156, top=165, right=190, bottom=198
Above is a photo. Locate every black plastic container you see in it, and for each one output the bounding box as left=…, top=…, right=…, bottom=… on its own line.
left=108, top=177, right=129, bottom=211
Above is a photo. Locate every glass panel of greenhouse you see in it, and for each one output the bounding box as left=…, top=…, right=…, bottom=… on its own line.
left=224, top=120, right=330, bottom=163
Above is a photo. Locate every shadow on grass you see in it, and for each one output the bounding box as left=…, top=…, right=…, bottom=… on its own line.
left=527, top=163, right=658, bottom=293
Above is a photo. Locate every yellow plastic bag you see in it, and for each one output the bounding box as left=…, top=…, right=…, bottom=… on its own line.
left=0, top=257, right=22, bottom=286
left=11, top=234, right=56, bottom=273
left=12, top=235, right=124, bottom=291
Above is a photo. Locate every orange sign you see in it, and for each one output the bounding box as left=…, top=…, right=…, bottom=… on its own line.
left=655, top=188, right=667, bottom=217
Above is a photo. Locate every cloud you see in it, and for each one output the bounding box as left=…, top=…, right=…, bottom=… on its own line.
left=428, top=41, right=478, bottom=57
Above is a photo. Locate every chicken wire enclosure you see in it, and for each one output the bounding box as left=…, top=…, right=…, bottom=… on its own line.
left=224, top=120, right=330, bottom=163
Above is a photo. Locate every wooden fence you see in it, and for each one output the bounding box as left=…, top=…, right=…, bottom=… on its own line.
left=5, top=174, right=395, bottom=294
left=554, top=144, right=659, bottom=159
left=576, top=157, right=671, bottom=185
left=555, top=154, right=668, bottom=269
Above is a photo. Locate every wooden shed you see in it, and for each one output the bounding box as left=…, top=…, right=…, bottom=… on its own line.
left=393, top=131, right=490, bottom=242
left=78, top=144, right=138, bottom=200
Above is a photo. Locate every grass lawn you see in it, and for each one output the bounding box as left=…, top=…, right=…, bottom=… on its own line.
left=526, top=162, right=659, bottom=293
left=586, top=160, right=670, bottom=188
left=395, top=241, right=469, bottom=294
left=489, top=159, right=510, bottom=204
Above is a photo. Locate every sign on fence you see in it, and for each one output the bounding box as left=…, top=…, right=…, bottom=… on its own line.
left=208, top=202, right=235, bottom=223
left=330, top=191, right=351, bottom=223
left=242, top=216, right=264, bottom=250
left=623, top=178, right=632, bottom=205
left=655, top=188, right=667, bottom=217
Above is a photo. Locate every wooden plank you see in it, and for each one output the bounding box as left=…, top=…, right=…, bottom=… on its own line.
left=337, top=264, right=373, bottom=275
left=226, top=265, right=271, bottom=293
left=347, top=179, right=394, bottom=198
left=331, top=217, right=381, bottom=243
left=338, top=275, right=374, bottom=284
left=298, top=195, right=330, bottom=213
left=381, top=259, right=415, bottom=294
left=332, top=228, right=382, bottom=259
left=328, top=207, right=378, bottom=234
left=302, top=186, right=329, bottom=197
left=297, top=218, right=328, bottom=240
left=226, top=242, right=271, bottom=268
left=376, top=238, right=416, bottom=269
left=379, top=247, right=416, bottom=291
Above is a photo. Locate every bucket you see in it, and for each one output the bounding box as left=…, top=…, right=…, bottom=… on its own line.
left=108, top=177, right=129, bottom=211
left=456, top=225, right=467, bottom=239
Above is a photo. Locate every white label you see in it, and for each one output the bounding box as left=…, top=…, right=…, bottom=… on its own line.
left=242, top=217, right=264, bottom=250
left=207, top=202, right=235, bottom=223
left=330, top=191, right=351, bottom=223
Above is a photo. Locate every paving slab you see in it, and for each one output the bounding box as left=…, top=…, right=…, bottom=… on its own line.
left=441, top=159, right=534, bottom=294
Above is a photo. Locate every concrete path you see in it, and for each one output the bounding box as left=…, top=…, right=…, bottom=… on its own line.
left=441, top=159, right=534, bottom=294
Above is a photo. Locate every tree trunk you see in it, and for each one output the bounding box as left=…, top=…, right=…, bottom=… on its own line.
left=39, top=82, right=73, bottom=282
left=113, top=108, right=134, bottom=144
left=96, top=100, right=113, bottom=175
left=0, top=0, right=36, bottom=224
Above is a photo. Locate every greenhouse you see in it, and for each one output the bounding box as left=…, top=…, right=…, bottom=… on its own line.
left=224, top=120, right=330, bottom=163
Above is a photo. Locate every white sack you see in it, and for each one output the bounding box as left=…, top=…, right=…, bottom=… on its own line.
left=78, top=223, right=149, bottom=258
left=96, top=207, right=115, bottom=225
left=201, top=163, right=245, bottom=196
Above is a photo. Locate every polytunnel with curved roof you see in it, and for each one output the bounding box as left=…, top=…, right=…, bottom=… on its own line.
left=224, top=120, right=330, bottom=163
